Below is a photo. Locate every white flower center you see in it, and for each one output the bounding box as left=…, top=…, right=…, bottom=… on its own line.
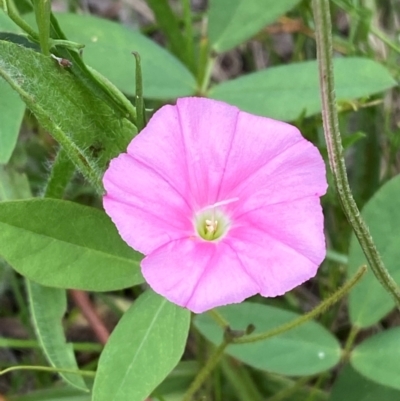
left=195, top=197, right=239, bottom=241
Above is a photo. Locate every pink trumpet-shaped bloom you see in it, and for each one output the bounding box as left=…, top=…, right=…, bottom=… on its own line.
left=103, top=97, right=327, bottom=313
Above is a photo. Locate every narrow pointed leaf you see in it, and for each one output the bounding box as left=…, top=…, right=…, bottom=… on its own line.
left=27, top=281, right=88, bottom=391
left=0, top=79, right=25, bottom=163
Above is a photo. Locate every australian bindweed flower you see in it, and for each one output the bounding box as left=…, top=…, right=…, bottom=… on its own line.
left=103, top=97, right=327, bottom=313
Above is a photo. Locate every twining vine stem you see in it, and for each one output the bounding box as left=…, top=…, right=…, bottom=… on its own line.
left=312, top=0, right=400, bottom=306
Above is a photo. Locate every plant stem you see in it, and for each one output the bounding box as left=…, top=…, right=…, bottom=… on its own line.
left=43, top=148, right=75, bottom=198
left=4, top=0, right=38, bottom=39
left=342, top=325, right=360, bottom=360
left=132, top=52, right=145, bottom=131
left=208, top=308, right=229, bottom=328
left=182, top=340, right=229, bottom=401
left=33, top=0, right=51, bottom=56
left=312, top=0, right=400, bottom=307
left=267, top=376, right=311, bottom=401
left=0, top=365, right=95, bottom=377
left=233, top=265, right=366, bottom=345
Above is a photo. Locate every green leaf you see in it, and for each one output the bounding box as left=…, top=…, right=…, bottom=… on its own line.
left=210, top=57, right=396, bottom=121
left=330, top=364, right=400, bottom=401
left=350, top=327, right=400, bottom=390
left=92, top=290, right=190, bottom=401
left=146, top=0, right=191, bottom=70
left=348, top=175, right=400, bottom=328
left=0, top=78, right=25, bottom=164
left=0, top=166, right=31, bottom=201
left=0, top=39, right=136, bottom=187
left=7, top=386, right=91, bottom=401
left=27, top=281, right=88, bottom=391
left=47, top=13, right=196, bottom=99
left=0, top=199, right=144, bottom=291
left=154, top=361, right=198, bottom=397
left=208, top=0, right=301, bottom=52
left=0, top=8, right=21, bottom=32
left=194, top=302, right=341, bottom=376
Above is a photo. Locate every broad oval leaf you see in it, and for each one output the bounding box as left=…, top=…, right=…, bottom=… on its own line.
left=351, top=327, right=400, bottom=390
left=330, top=364, right=400, bottom=401
left=0, top=199, right=143, bottom=291
left=210, top=57, right=396, bottom=121
left=27, top=281, right=88, bottom=391
left=348, top=175, right=400, bottom=328
left=51, top=13, right=196, bottom=99
left=208, top=0, right=301, bottom=53
left=92, top=290, right=190, bottom=401
left=0, top=79, right=25, bottom=164
left=194, top=302, right=341, bottom=376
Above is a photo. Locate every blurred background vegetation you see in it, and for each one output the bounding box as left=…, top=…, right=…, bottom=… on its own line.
left=1, top=0, right=400, bottom=400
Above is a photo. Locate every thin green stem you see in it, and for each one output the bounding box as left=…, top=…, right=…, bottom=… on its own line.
left=326, top=249, right=348, bottom=265
left=342, top=325, right=360, bottom=360
left=33, top=0, right=51, bottom=56
left=0, top=365, right=95, bottom=377
left=182, top=340, right=229, bottom=401
left=370, top=25, right=400, bottom=54
left=4, top=0, right=38, bottom=38
left=267, top=376, right=311, bottom=401
left=221, top=357, right=263, bottom=401
left=197, top=16, right=214, bottom=95
left=132, top=52, right=145, bottom=131
left=182, top=0, right=195, bottom=74
left=312, top=0, right=400, bottom=307
left=208, top=309, right=229, bottom=328
left=0, top=337, right=102, bottom=352
left=43, top=148, right=75, bottom=198
left=87, top=66, right=137, bottom=124
left=233, top=265, right=367, bottom=345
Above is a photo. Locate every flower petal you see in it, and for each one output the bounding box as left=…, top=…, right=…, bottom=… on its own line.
left=141, top=238, right=260, bottom=313
left=218, top=111, right=327, bottom=209
left=170, top=97, right=240, bottom=208
left=103, top=154, right=192, bottom=254
left=128, top=97, right=241, bottom=210
left=228, top=197, right=326, bottom=296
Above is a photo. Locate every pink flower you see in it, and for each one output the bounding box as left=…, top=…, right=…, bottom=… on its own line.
left=103, top=97, right=327, bottom=313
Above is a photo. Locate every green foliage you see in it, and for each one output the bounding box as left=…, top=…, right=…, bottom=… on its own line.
left=0, top=166, right=31, bottom=200
left=195, top=303, right=341, bottom=376
left=351, top=327, right=400, bottom=390
left=329, top=364, right=400, bottom=401
left=0, top=39, right=136, bottom=189
left=92, top=290, right=190, bottom=401
left=48, top=13, right=196, bottom=99
left=208, top=0, right=301, bottom=52
left=27, top=281, right=88, bottom=391
left=0, top=79, right=24, bottom=164
left=0, top=199, right=143, bottom=291
left=210, top=57, right=396, bottom=121
left=348, top=175, right=400, bottom=327
left=1, top=1, right=400, bottom=400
